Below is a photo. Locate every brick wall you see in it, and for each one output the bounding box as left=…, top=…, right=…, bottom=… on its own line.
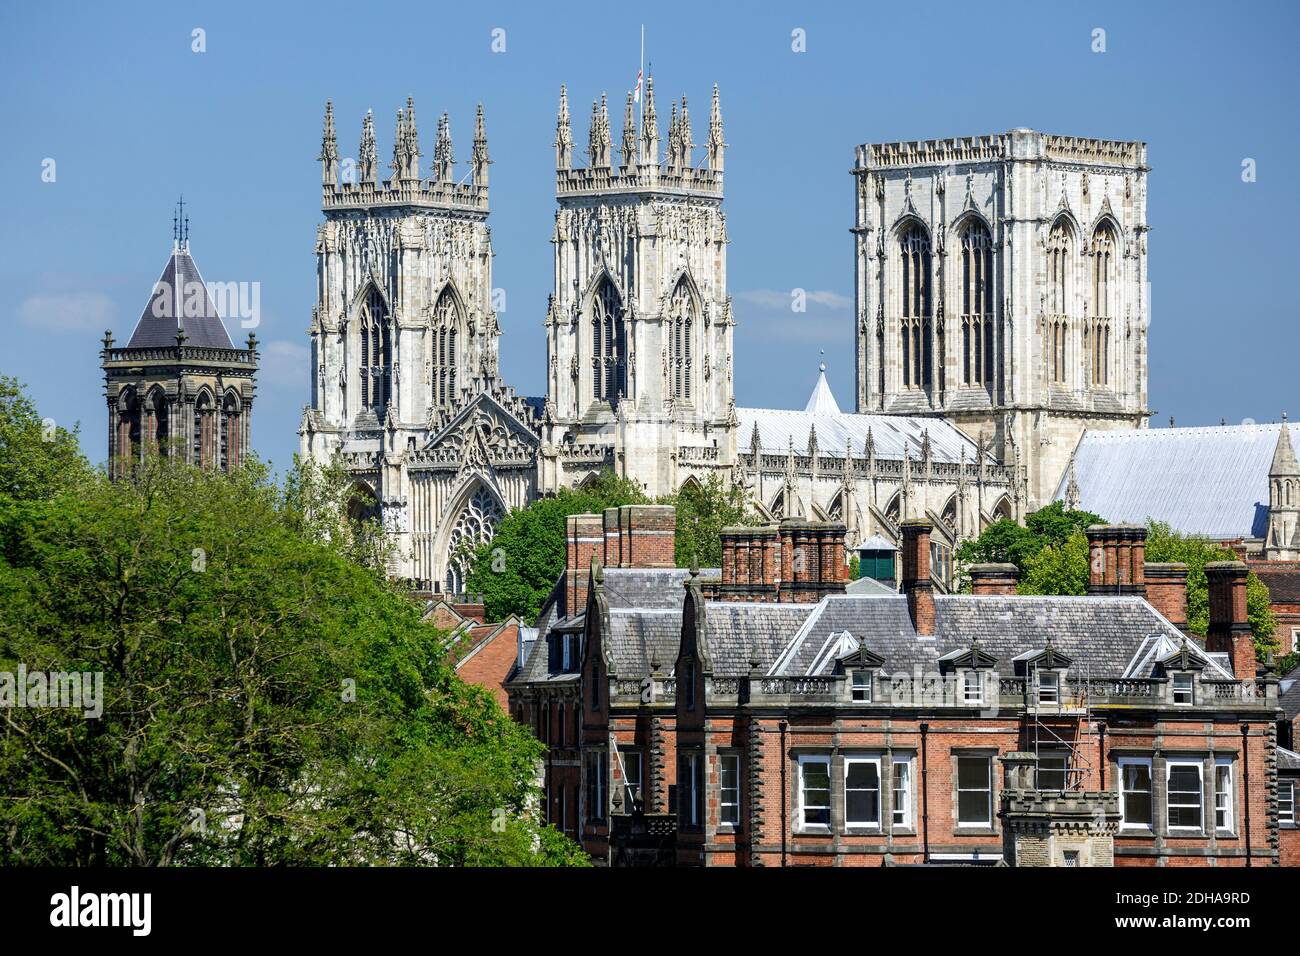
left=453, top=621, right=519, bottom=711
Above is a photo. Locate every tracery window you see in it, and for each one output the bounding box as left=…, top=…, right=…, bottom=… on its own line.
left=590, top=277, right=626, bottom=403
left=1046, top=221, right=1072, bottom=384
left=359, top=285, right=391, bottom=416
left=444, top=485, right=504, bottom=594
left=1089, top=223, right=1115, bottom=386
left=194, top=391, right=216, bottom=469
left=898, top=223, right=932, bottom=389
left=432, top=288, right=460, bottom=409
left=959, top=219, right=994, bottom=387
left=667, top=278, right=695, bottom=402
left=221, top=391, right=242, bottom=473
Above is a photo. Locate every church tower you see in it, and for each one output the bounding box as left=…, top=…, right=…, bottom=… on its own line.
left=1265, top=416, right=1300, bottom=560
left=538, top=78, right=737, bottom=497
left=301, top=100, right=539, bottom=590
left=852, top=130, right=1150, bottom=510
left=102, top=202, right=257, bottom=478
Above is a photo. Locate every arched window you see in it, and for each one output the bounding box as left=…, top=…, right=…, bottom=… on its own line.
left=959, top=219, right=994, bottom=387
left=941, top=495, right=958, bottom=534
left=359, top=285, right=391, bottom=416
left=667, top=278, right=695, bottom=402
left=898, top=222, right=932, bottom=390
left=194, top=390, right=216, bottom=469
left=431, top=288, right=460, bottom=410
left=1090, top=223, right=1115, bottom=387
left=1046, top=221, right=1072, bottom=385
left=590, top=277, right=626, bottom=403
left=884, top=493, right=901, bottom=529
left=147, top=387, right=169, bottom=456
left=222, top=391, right=242, bottom=472
left=444, top=484, right=505, bottom=595
left=115, top=388, right=141, bottom=477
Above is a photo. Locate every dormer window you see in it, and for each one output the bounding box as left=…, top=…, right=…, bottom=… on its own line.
left=561, top=634, right=573, bottom=671
left=962, top=670, right=984, bottom=706
left=851, top=669, right=874, bottom=703
left=1037, top=671, right=1061, bottom=705
left=1172, top=673, right=1195, bottom=705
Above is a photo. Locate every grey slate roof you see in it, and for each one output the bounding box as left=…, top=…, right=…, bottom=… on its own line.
left=704, top=603, right=818, bottom=677
left=1054, top=423, right=1290, bottom=539
left=847, top=575, right=896, bottom=596
left=768, top=594, right=1207, bottom=679
left=1280, top=670, right=1300, bottom=722
left=127, top=245, right=235, bottom=349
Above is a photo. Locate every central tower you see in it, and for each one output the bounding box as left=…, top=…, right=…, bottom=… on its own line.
left=539, top=78, right=737, bottom=497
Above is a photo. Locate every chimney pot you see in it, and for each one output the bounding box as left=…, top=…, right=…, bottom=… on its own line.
left=969, top=563, right=1020, bottom=596
left=900, top=519, right=935, bottom=636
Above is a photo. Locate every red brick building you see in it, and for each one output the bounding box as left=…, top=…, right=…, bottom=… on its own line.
left=509, top=507, right=1291, bottom=867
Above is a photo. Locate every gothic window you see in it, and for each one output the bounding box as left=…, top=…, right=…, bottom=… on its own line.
left=1090, top=223, right=1116, bottom=386
left=993, top=496, right=1013, bottom=522
left=444, top=485, right=505, bottom=595
left=431, top=288, right=460, bottom=410
left=146, top=387, right=169, bottom=456
left=222, top=391, right=242, bottom=473
left=590, top=277, right=626, bottom=404
left=115, top=388, right=141, bottom=477
left=1046, top=221, right=1073, bottom=384
left=667, top=278, right=695, bottom=402
left=359, top=285, right=391, bottom=416
left=898, top=222, right=932, bottom=390
left=194, top=390, right=216, bottom=469
left=770, top=490, right=785, bottom=520
left=884, top=493, right=901, bottom=530
left=959, top=219, right=994, bottom=387
left=941, top=495, right=958, bottom=535
left=827, top=492, right=843, bottom=521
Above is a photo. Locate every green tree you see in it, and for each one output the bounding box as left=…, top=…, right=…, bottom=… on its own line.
left=955, top=501, right=1104, bottom=590
left=1144, top=521, right=1276, bottom=657
left=465, top=471, right=647, bottom=623
left=0, top=376, right=91, bottom=500
left=1018, top=531, right=1091, bottom=596
left=658, top=473, right=759, bottom=568
left=0, top=384, right=585, bottom=866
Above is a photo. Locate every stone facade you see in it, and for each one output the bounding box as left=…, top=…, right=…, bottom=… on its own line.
left=853, top=130, right=1150, bottom=509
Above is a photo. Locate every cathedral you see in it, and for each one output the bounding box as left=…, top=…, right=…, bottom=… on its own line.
left=297, top=83, right=1149, bottom=594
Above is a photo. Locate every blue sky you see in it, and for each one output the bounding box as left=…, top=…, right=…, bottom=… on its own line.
left=2, top=0, right=1296, bottom=473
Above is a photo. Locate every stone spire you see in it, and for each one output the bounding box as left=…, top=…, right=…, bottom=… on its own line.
left=555, top=85, right=573, bottom=170
left=588, top=94, right=612, bottom=168
left=391, top=97, right=420, bottom=181
left=359, top=109, right=378, bottom=186
left=707, top=84, right=725, bottom=172
left=319, top=101, right=338, bottom=185
left=433, top=111, right=454, bottom=183
left=678, top=96, right=693, bottom=168
left=620, top=91, right=637, bottom=168
left=1265, top=414, right=1300, bottom=559
left=1064, top=456, right=1081, bottom=511
left=640, top=72, right=658, bottom=166
left=391, top=107, right=406, bottom=180
left=472, top=103, right=491, bottom=186
left=667, top=100, right=680, bottom=170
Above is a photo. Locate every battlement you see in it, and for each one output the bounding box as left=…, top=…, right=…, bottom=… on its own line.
left=318, top=98, right=492, bottom=214
left=855, top=129, right=1146, bottom=171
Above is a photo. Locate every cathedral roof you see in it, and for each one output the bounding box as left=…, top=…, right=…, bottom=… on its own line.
left=127, top=243, right=235, bottom=349
left=1054, top=422, right=1290, bottom=540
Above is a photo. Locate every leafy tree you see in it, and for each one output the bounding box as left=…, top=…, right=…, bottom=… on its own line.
left=848, top=554, right=861, bottom=581
left=0, top=384, right=585, bottom=866
left=1145, top=521, right=1276, bottom=656
left=1018, top=531, right=1092, bottom=596
left=658, top=473, right=759, bottom=568
left=955, top=501, right=1104, bottom=590
left=0, top=376, right=91, bottom=500
left=465, top=471, right=647, bottom=623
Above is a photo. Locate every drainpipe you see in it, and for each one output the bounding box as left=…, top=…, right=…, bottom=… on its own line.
left=1240, top=723, right=1252, bottom=869
left=779, top=720, right=788, bottom=867
left=920, top=722, right=931, bottom=865
left=1097, top=721, right=1107, bottom=791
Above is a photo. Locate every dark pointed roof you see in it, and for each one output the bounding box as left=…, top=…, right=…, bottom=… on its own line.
left=126, top=244, right=234, bottom=349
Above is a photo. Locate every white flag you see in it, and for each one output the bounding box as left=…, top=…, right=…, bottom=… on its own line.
left=633, top=69, right=642, bottom=104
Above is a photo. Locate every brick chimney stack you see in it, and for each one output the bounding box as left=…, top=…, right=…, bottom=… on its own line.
left=718, top=520, right=847, bottom=603
left=1086, top=524, right=1147, bottom=595
left=1144, top=562, right=1189, bottom=631
left=969, top=563, right=1019, bottom=596
left=900, top=519, right=935, bottom=636
left=1205, top=561, right=1256, bottom=679
left=617, top=505, right=676, bottom=568
left=565, top=513, right=603, bottom=616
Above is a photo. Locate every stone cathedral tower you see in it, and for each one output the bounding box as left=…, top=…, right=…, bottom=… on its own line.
left=538, top=78, right=737, bottom=497
left=102, top=207, right=257, bottom=478
left=853, top=130, right=1150, bottom=510
left=301, top=100, right=540, bottom=591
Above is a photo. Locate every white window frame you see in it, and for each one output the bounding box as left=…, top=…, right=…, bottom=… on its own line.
left=1037, top=670, right=1060, bottom=705
left=719, top=753, right=741, bottom=828
left=622, top=749, right=643, bottom=809
left=1280, top=779, right=1296, bottom=826
left=1037, top=751, right=1069, bottom=792
left=956, top=753, right=993, bottom=828
left=1214, top=758, right=1234, bottom=833
left=843, top=755, right=883, bottom=830
left=851, top=669, right=873, bottom=703
left=892, top=757, right=913, bottom=829
left=561, top=634, right=572, bottom=671
left=961, top=670, right=984, bottom=706
left=1118, top=757, right=1154, bottom=831
left=1166, top=760, right=1204, bottom=832
left=1171, top=673, right=1195, bottom=705
left=797, top=755, right=832, bottom=830
left=679, top=752, right=702, bottom=828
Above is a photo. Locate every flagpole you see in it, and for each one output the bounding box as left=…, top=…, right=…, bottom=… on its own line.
left=638, top=24, right=644, bottom=134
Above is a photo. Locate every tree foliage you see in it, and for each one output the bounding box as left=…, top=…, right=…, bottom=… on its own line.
left=657, top=473, right=760, bottom=569
left=955, top=501, right=1104, bottom=589
left=0, top=382, right=585, bottom=866
left=465, top=471, right=647, bottom=624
